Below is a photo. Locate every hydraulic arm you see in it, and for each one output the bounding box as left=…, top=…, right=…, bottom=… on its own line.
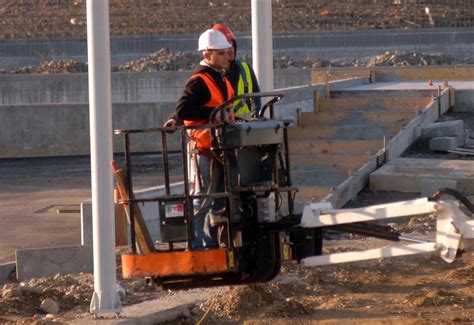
left=299, top=193, right=474, bottom=266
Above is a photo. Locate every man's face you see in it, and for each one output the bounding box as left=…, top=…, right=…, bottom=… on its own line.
left=204, top=48, right=231, bottom=70
left=227, top=46, right=235, bottom=61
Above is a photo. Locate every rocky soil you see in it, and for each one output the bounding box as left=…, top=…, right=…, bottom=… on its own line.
left=1, top=189, right=472, bottom=324
left=200, top=252, right=473, bottom=324
left=7, top=50, right=474, bottom=75
left=0, top=0, right=472, bottom=39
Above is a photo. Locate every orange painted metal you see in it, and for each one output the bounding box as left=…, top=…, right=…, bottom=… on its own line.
left=121, top=249, right=230, bottom=278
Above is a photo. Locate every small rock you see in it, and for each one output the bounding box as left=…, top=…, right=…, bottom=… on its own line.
left=2, top=284, right=12, bottom=291
left=2, top=287, right=20, bottom=298
left=2, top=289, right=12, bottom=298
left=32, top=313, right=45, bottom=321
left=40, top=298, right=60, bottom=315
left=19, top=283, right=42, bottom=294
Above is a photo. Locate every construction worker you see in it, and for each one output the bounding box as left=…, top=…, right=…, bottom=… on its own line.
left=163, top=24, right=260, bottom=128
left=211, top=23, right=261, bottom=116
left=175, top=29, right=234, bottom=249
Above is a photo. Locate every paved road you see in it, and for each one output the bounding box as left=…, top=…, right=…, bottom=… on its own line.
left=0, top=154, right=182, bottom=263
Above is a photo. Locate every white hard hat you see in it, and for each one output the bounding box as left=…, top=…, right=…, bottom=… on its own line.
left=197, top=29, right=232, bottom=51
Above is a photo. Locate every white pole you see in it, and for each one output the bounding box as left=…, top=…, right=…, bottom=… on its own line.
left=251, top=0, right=274, bottom=92
left=86, top=0, right=122, bottom=314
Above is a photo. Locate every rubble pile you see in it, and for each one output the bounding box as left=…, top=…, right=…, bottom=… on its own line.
left=241, top=53, right=331, bottom=69
left=0, top=273, right=94, bottom=318
left=368, top=50, right=458, bottom=67
left=11, top=49, right=472, bottom=74
left=115, top=48, right=200, bottom=72
left=11, top=59, right=87, bottom=74
left=0, top=272, right=166, bottom=322
left=209, top=285, right=277, bottom=319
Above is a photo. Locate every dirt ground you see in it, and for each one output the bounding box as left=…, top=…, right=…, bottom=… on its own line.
left=0, top=1, right=471, bottom=39
left=203, top=251, right=473, bottom=324
left=1, top=116, right=473, bottom=323
left=1, top=189, right=473, bottom=324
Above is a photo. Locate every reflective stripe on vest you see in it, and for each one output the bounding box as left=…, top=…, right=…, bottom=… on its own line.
left=234, top=61, right=253, bottom=116
left=183, top=72, right=234, bottom=148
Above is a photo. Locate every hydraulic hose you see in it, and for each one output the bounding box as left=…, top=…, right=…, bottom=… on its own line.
left=428, top=188, right=474, bottom=216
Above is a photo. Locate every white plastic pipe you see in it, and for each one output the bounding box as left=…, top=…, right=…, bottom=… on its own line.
left=86, top=0, right=122, bottom=314
left=251, top=0, right=274, bottom=93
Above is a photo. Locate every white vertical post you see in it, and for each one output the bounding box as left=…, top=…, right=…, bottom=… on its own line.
left=251, top=0, right=274, bottom=92
left=86, top=0, right=122, bottom=314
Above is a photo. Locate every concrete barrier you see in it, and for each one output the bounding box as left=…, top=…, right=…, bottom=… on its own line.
left=0, top=78, right=366, bottom=158
left=0, top=261, right=15, bottom=283
left=15, top=245, right=93, bottom=281
left=454, top=90, right=474, bottom=112
left=0, top=102, right=178, bottom=157
left=0, top=69, right=312, bottom=105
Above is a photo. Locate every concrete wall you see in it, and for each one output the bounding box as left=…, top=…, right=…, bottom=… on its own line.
left=0, top=69, right=312, bottom=105
left=0, top=102, right=177, bottom=157
left=454, top=90, right=474, bottom=112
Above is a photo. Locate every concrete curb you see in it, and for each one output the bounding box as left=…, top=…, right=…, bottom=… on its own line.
left=113, top=303, right=194, bottom=325
left=15, top=245, right=93, bottom=281
left=68, top=289, right=217, bottom=324
left=0, top=261, right=16, bottom=283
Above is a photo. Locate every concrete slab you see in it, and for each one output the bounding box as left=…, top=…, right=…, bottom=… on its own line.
left=317, top=97, right=431, bottom=113
left=300, top=110, right=414, bottom=127
left=369, top=158, right=474, bottom=194
left=15, top=245, right=93, bottom=281
left=290, top=154, right=371, bottom=172
left=429, top=135, right=465, bottom=151
left=0, top=261, right=16, bottom=283
left=290, top=139, right=383, bottom=155
left=69, top=288, right=218, bottom=325
left=292, top=170, right=348, bottom=187
left=289, top=125, right=399, bottom=141
left=330, top=89, right=434, bottom=99
left=420, top=120, right=464, bottom=139
left=421, top=178, right=458, bottom=197
left=340, top=80, right=474, bottom=91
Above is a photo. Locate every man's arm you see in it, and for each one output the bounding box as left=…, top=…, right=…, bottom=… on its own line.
left=176, top=77, right=213, bottom=121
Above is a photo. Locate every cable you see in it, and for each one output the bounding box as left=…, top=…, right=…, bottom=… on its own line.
left=196, top=287, right=223, bottom=325
left=428, top=188, right=474, bottom=215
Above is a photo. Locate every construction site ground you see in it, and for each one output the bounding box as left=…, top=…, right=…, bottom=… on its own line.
left=1, top=140, right=474, bottom=323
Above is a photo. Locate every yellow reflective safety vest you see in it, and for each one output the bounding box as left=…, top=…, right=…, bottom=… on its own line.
left=233, top=60, right=253, bottom=116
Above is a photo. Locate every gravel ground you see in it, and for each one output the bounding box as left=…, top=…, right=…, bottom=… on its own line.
left=7, top=50, right=474, bottom=75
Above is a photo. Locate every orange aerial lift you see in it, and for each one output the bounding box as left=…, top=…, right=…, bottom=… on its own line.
left=113, top=92, right=474, bottom=290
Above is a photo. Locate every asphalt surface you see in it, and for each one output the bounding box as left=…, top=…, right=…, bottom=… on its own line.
left=0, top=154, right=182, bottom=263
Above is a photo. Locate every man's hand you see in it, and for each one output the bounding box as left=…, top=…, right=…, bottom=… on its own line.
left=163, top=117, right=177, bottom=128
left=163, top=117, right=180, bottom=133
